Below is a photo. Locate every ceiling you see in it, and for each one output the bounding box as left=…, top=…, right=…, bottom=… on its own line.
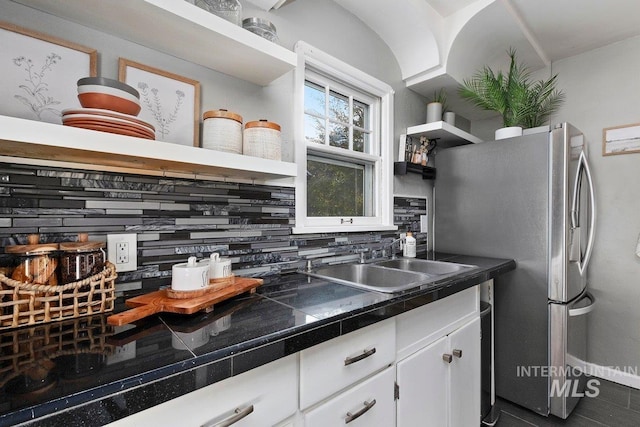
left=332, top=0, right=640, bottom=120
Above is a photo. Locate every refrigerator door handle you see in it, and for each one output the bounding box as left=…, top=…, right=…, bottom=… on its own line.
left=569, top=291, right=596, bottom=317
left=570, top=151, right=596, bottom=274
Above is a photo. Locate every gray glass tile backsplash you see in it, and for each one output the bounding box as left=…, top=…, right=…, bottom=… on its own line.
left=0, top=163, right=427, bottom=296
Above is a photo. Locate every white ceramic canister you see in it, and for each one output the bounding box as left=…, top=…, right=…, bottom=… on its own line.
left=171, top=256, right=210, bottom=291
left=209, top=252, right=232, bottom=281
left=202, top=109, right=243, bottom=154
left=243, top=119, right=281, bottom=161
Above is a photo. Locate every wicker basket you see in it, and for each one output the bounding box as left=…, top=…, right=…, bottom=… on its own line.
left=0, top=262, right=117, bottom=330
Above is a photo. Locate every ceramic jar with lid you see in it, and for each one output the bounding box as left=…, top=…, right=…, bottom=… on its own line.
left=243, top=119, right=282, bottom=161
left=58, top=233, right=106, bottom=283
left=202, top=109, right=243, bottom=154
left=5, top=234, right=59, bottom=286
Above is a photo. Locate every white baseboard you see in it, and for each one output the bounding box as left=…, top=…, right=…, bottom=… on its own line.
left=583, top=361, right=640, bottom=390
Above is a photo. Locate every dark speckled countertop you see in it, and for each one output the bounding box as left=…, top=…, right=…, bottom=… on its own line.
left=0, top=253, right=515, bottom=427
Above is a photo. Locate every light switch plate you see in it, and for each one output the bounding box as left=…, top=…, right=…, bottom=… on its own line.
left=107, top=233, right=137, bottom=272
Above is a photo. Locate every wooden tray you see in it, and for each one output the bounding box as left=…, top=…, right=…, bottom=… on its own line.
left=106, top=277, right=262, bottom=326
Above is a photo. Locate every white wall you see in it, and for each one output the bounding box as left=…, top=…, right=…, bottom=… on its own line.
left=551, top=36, right=640, bottom=374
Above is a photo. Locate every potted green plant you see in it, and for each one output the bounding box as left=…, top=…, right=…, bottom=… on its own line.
left=458, top=48, right=565, bottom=139
left=426, top=88, right=447, bottom=123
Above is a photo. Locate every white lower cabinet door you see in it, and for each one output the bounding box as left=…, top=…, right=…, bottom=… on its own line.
left=304, top=366, right=396, bottom=427
left=396, top=335, right=449, bottom=427
left=106, top=354, right=298, bottom=427
left=449, top=317, right=481, bottom=427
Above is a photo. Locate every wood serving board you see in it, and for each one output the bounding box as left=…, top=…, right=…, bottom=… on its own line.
left=106, top=277, right=263, bottom=326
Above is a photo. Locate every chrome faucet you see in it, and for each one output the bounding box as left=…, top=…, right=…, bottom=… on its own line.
left=383, top=237, right=404, bottom=259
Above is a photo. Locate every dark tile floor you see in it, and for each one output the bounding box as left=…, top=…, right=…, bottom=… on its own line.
left=494, top=379, right=640, bottom=426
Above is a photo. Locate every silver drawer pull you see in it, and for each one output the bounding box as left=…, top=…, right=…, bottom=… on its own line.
left=202, top=405, right=254, bottom=427
left=344, top=348, right=377, bottom=366
left=453, top=349, right=462, bottom=358
left=442, top=353, right=453, bottom=363
left=345, top=399, right=376, bottom=424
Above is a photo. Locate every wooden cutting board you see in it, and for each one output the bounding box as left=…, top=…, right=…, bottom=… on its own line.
left=107, top=277, right=263, bottom=326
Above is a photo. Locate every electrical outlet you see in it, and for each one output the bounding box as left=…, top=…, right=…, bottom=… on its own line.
left=420, top=215, right=429, bottom=233
left=107, top=233, right=137, bottom=272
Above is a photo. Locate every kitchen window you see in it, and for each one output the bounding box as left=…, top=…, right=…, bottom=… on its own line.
left=293, top=42, right=395, bottom=233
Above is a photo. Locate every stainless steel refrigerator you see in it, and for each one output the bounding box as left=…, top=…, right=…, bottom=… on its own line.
left=434, top=123, right=596, bottom=418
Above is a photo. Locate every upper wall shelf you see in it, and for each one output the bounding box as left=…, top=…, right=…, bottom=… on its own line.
left=14, top=0, right=297, bottom=86
left=406, top=121, right=482, bottom=147
left=0, top=116, right=297, bottom=182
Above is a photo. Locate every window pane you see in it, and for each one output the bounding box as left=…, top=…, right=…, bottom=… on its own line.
left=329, top=90, right=348, bottom=123
left=353, top=100, right=369, bottom=129
left=353, top=129, right=364, bottom=152
left=304, top=81, right=325, bottom=115
left=329, top=122, right=348, bottom=149
left=305, top=114, right=324, bottom=144
left=307, top=157, right=365, bottom=217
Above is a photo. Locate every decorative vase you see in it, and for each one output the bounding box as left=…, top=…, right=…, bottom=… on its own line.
left=443, top=111, right=456, bottom=126
left=426, top=102, right=442, bottom=123
left=495, top=126, right=523, bottom=140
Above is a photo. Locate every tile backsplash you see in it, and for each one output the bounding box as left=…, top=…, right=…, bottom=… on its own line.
left=0, top=163, right=427, bottom=296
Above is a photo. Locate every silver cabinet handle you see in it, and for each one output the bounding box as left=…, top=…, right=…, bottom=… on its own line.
left=442, top=353, right=453, bottom=363
left=202, top=405, right=254, bottom=427
left=452, top=349, right=462, bottom=358
left=344, top=348, right=376, bottom=366
left=345, top=399, right=376, bottom=424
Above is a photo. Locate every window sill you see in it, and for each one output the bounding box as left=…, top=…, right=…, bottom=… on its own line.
left=291, top=224, right=398, bottom=235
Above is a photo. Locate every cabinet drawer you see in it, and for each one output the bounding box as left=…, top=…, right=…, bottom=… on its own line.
left=107, top=354, right=298, bottom=427
left=300, top=318, right=395, bottom=409
left=396, top=285, right=478, bottom=360
left=304, top=366, right=396, bottom=427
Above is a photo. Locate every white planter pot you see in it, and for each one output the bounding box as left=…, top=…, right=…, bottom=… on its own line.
left=426, top=102, right=442, bottom=123
left=495, top=126, right=523, bottom=140
left=443, top=111, right=456, bottom=126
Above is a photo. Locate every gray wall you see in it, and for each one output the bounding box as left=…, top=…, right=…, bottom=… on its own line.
left=552, top=36, right=640, bottom=371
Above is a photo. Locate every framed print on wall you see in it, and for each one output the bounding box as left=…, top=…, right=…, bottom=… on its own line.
left=603, top=123, right=640, bottom=156
left=0, top=21, right=97, bottom=124
left=119, top=58, right=200, bottom=147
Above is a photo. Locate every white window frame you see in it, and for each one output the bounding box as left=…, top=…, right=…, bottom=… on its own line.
left=292, top=41, right=396, bottom=234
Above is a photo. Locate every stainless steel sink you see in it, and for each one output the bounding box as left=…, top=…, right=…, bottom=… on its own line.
left=303, top=259, right=477, bottom=293
left=305, top=263, right=432, bottom=293
left=373, top=258, right=476, bottom=276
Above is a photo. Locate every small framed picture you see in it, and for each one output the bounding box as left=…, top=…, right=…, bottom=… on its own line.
left=119, top=58, right=200, bottom=147
left=0, top=21, right=97, bottom=124
left=603, top=123, right=640, bottom=156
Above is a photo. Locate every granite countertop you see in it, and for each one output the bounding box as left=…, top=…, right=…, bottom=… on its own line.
left=0, top=253, right=515, bottom=427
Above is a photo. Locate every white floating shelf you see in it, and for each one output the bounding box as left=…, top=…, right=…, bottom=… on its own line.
left=15, top=0, right=297, bottom=86
left=0, top=116, right=296, bottom=181
left=406, top=121, right=482, bottom=146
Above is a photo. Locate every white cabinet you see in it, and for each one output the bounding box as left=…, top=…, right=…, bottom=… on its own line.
left=106, top=354, right=298, bottom=427
left=396, top=317, right=480, bottom=427
left=395, top=285, right=481, bottom=427
left=304, top=366, right=396, bottom=427
left=299, top=318, right=395, bottom=409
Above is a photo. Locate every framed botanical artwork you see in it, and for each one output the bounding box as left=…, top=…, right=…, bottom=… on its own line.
left=119, top=58, right=200, bottom=147
left=0, top=21, right=97, bottom=124
left=603, top=123, right=640, bottom=156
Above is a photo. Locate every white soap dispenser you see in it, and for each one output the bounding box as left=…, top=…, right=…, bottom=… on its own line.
left=403, top=231, right=416, bottom=258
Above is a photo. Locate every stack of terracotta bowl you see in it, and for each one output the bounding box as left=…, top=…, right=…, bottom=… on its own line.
left=62, top=77, right=155, bottom=140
